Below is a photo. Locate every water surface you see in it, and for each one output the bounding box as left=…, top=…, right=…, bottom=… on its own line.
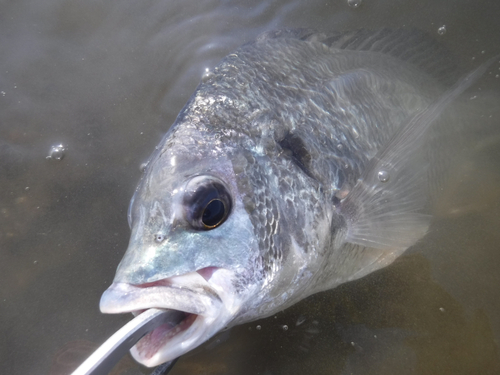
left=1, top=0, right=500, bottom=374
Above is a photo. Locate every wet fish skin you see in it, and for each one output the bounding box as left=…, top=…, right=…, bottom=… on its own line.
left=100, top=29, right=491, bottom=366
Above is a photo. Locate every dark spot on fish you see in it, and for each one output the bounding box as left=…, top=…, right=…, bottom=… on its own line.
left=277, top=132, right=315, bottom=180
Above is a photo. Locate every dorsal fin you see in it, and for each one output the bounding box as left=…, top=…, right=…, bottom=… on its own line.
left=257, top=28, right=459, bottom=85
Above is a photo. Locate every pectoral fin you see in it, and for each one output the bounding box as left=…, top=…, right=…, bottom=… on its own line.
left=340, top=55, right=499, bottom=252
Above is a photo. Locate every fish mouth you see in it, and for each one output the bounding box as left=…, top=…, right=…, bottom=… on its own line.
left=100, top=271, right=232, bottom=367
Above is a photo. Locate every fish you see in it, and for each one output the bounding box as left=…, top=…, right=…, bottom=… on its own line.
left=99, top=28, right=497, bottom=367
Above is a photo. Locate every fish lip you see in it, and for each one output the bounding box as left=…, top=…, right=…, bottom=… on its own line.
left=99, top=272, right=231, bottom=366
left=100, top=272, right=222, bottom=317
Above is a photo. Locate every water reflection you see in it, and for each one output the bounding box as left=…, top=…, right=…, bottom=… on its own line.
left=1, top=0, right=500, bottom=374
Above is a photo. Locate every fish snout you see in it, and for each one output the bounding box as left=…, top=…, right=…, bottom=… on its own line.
left=99, top=271, right=234, bottom=366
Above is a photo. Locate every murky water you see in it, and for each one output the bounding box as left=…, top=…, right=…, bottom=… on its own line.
left=1, top=1, right=500, bottom=374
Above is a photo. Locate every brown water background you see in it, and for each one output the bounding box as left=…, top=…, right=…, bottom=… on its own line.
left=1, top=0, right=500, bottom=374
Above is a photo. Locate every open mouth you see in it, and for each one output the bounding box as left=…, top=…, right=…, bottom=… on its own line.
left=100, top=272, right=226, bottom=366
left=132, top=309, right=196, bottom=360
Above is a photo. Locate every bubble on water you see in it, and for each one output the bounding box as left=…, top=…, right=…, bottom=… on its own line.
left=336, top=143, right=344, bottom=151
left=46, top=144, right=66, bottom=161
left=282, top=325, right=288, bottom=331
left=347, top=0, right=362, bottom=8
left=256, top=325, right=261, bottom=330
left=496, top=74, right=499, bottom=79
left=201, top=68, right=214, bottom=83
left=377, top=170, right=390, bottom=182
left=437, top=25, right=446, bottom=35
left=140, top=162, right=148, bottom=172
left=439, top=307, right=445, bottom=312
left=0, top=91, right=5, bottom=96
left=33, top=260, right=38, bottom=265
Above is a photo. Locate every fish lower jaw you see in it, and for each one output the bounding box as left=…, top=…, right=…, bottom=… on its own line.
left=130, top=310, right=201, bottom=366
left=131, top=308, right=233, bottom=367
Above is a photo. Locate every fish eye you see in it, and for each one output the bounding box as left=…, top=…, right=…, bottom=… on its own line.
left=183, top=176, right=232, bottom=230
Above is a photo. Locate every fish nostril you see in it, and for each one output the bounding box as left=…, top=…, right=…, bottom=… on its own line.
left=154, top=233, right=166, bottom=243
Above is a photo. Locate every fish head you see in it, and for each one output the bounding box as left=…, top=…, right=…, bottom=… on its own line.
left=99, top=123, right=269, bottom=366
left=98, top=41, right=334, bottom=366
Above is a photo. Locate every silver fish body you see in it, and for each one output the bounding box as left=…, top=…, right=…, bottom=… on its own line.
left=100, top=29, right=492, bottom=366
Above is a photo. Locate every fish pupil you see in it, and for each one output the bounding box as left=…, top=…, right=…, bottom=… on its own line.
left=202, top=199, right=225, bottom=228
